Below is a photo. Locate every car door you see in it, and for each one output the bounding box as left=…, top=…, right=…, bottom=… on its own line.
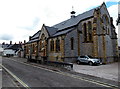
left=80, top=56, right=86, bottom=62
left=84, top=56, right=89, bottom=63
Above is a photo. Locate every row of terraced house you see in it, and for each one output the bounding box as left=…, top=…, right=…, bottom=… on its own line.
left=23, top=3, right=119, bottom=64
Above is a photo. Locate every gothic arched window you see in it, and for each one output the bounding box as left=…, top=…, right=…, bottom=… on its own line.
left=71, top=37, right=74, bottom=50
left=102, top=14, right=109, bottom=26
left=50, top=39, right=54, bottom=51
left=83, top=23, right=87, bottom=42
left=56, top=38, right=60, bottom=52
left=88, top=21, right=92, bottom=41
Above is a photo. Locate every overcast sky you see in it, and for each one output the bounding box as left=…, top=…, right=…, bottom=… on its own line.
left=0, top=0, right=119, bottom=45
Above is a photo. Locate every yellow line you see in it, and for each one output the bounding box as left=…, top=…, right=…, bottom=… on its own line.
left=4, top=70, right=19, bottom=87
left=5, top=58, right=118, bottom=88
left=58, top=72, right=118, bottom=88
left=0, top=64, right=30, bottom=89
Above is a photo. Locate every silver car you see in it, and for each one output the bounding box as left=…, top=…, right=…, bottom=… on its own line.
left=76, top=55, right=102, bottom=66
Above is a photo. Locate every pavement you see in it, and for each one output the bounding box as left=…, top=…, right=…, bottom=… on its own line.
left=73, top=63, right=119, bottom=82
left=4, top=56, right=119, bottom=82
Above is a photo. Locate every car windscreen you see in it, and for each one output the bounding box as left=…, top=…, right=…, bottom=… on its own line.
left=87, top=55, right=93, bottom=58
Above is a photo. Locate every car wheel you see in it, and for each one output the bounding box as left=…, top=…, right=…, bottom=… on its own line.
left=77, top=60, right=81, bottom=65
left=89, top=61, right=93, bottom=66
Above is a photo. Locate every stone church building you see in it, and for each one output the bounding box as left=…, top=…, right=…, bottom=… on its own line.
left=25, top=2, right=119, bottom=64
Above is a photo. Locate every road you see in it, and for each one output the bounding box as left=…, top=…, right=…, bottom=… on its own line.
left=1, top=57, right=119, bottom=88
left=0, top=56, right=2, bottom=89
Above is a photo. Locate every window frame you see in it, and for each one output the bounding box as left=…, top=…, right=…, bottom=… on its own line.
left=71, top=37, right=74, bottom=50
left=56, top=38, right=60, bottom=52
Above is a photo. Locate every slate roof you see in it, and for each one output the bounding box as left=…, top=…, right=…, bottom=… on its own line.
left=45, top=26, right=58, bottom=36
left=46, top=6, right=100, bottom=36
left=27, top=39, right=39, bottom=44
left=27, top=30, right=41, bottom=44
left=4, top=44, right=22, bottom=52
left=52, top=8, right=97, bottom=31
left=52, top=27, right=75, bottom=37
left=31, top=30, right=41, bottom=40
left=27, top=5, right=101, bottom=41
left=2, top=44, right=10, bottom=49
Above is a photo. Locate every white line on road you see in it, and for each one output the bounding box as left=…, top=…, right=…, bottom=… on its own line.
left=5, top=58, right=119, bottom=88
left=0, top=69, right=2, bottom=71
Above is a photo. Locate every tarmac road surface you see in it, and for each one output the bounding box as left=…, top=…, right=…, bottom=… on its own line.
left=1, top=57, right=119, bottom=88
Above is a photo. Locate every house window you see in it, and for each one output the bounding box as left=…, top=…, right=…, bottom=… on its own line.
left=88, top=21, right=92, bottom=42
left=83, top=23, right=87, bottom=42
left=71, top=37, right=74, bottom=50
left=56, top=38, right=60, bottom=52
left=32, top=44, right=35, bottom=53
left=26, top=46, right=28, bottom=54
left=39, top=41, right=42, bottom=51
left=40, top=34, right=45, bottom=51
left=50, top=39, right=54, bottom=51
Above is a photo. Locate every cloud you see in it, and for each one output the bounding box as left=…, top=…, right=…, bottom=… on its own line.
left=0, top=34, right=13, bottom=41
left=18, top=17, right=40, bottom=30
left=0, top=0, right=119, bottom=44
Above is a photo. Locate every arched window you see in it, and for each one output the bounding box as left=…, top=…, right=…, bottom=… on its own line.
left=102, top=14, right=109, bottom=26
left=71, top=37, right=74, bottom=50
left=32, top=44, right=35, bottom=53
left=83, top=23, right=87, bottom=42
left=50, top=39, right=54, bottom=51
left=56, top=38, right=60, bottom=52
left=40, top=34, right=45, bottom=51
left=88, top=21, right=92, bottom=41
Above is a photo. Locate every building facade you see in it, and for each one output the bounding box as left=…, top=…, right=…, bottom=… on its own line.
left=25, top=3, right=119, bottom=64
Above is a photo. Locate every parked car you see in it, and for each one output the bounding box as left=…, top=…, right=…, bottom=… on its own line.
left=76, top=55, right=102, bottom=65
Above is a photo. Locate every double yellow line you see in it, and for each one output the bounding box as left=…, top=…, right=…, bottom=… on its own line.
left=0, top=64, right=31, bottom=89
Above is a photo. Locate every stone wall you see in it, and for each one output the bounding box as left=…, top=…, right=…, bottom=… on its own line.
left=64, top=28, right=78, bottom=62
left=48, top=36, right=64, bottom=62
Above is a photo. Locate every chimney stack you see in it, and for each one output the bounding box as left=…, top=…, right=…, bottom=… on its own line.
left=29, top=36, right=31, bottom=41
left=10, top=41, right=12, bottom=45
left=24, top=40, right=26, bottom=44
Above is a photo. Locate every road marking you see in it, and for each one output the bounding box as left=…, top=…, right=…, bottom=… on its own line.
left=3, top=70, right=19, bottom=87
left=0, top=69, right=2, bottom=71
left=5, top=58, right=118, bottom=88
left=0, top=64, right=31, bottom=89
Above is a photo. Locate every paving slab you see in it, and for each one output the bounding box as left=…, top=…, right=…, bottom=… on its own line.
left=73, top=63, right=118, bottom=82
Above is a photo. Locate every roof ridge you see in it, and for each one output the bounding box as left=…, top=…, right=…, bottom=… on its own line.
left=52, top=5, right=100, bottom=28
left=31, top=30, right=41, bottom=40
left=45, top=25, right=58, bottom=29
